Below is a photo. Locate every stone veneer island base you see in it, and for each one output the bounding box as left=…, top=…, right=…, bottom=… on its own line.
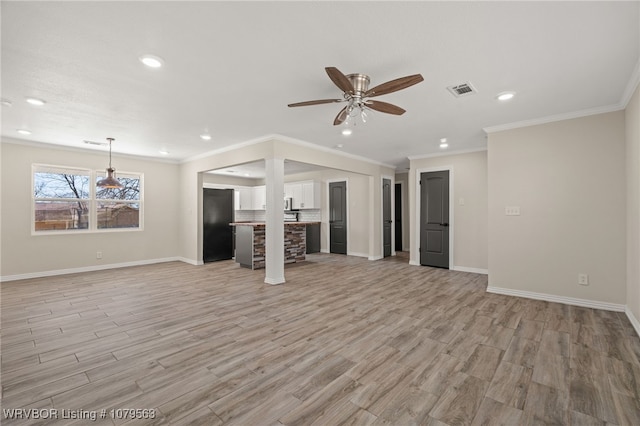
left=231, top=222, right=317, bottom=269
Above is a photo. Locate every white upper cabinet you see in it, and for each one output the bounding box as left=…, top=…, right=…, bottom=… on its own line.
left=235, top=187, right=253, bottom=211
left=252, top=185, right=266, bottom=210
left=287, top=180, right=320, bottom=209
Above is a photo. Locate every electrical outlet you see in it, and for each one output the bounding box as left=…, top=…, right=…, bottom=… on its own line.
left=96, top=251, right=102, bottom=259
left=505, top=206, right=521, bottom=216
left=578, top=273, right=589, bottom=286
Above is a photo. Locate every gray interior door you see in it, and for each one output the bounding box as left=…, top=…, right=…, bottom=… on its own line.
left=383, top=178, right=392, bottom=257
left=329, top=181, right=347, bottom=255
left=420, top=171, right=449, bottom=268
left=395, top=183, right=402, bottom=251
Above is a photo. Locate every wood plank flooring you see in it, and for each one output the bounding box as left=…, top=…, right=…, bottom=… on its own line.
left=2, top=253, right=640, bottom=425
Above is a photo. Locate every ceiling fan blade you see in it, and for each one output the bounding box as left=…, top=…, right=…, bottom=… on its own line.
left=326, top=67, right=355, bottom=95
left=365, top=100, right=406, bottom=115
left=333, top=106, right=348, bottom=125
left=365, top=74, right=424, bottom=97
left=288, top=99, right=343, bottom=107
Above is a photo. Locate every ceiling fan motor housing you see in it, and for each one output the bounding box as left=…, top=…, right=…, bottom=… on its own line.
left=346, top=74, right=370, bottom=96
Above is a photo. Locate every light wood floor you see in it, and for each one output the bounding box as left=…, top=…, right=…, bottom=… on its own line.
left=2, top=253, right=640, bottom=425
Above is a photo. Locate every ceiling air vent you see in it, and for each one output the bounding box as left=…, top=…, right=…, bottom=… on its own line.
left=83, top=140, right=108, bottom=146
left=447, top=82, right=477, bottom=98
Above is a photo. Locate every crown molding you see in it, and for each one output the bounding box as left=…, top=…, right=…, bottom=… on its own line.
left=407, top=147, right=487, bottom=161
left=0, top=137, right=180, bottom=164
left=482, top=103, right=624, bottom=134
left=621, top=57, right=640, bottom=108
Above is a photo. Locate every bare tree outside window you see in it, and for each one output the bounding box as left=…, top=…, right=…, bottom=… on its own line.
left=34, top=171, right=90, bottom=230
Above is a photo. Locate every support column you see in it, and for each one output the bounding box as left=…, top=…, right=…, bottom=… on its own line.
left=264, top=157, right=285, bottom=285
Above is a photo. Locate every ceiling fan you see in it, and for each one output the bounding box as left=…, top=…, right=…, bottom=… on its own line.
left=288, top=67, right=424, bottom=125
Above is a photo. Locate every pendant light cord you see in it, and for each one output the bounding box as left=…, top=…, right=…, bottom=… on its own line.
left=107, top=137, right=114, bottom=169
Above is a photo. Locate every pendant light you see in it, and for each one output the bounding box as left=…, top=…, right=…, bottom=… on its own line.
left=96, top=138, right=124, bottom=189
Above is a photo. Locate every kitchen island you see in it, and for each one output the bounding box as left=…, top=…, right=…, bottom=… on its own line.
left=231, top=222, right=320, bottom=269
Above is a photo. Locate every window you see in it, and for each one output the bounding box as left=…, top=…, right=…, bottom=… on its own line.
left=33, top=164, right=143, bottom=233
left=96, top=172, right=141, bottom=229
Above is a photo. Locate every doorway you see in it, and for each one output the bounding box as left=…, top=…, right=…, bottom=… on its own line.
left=420, top=171, right=450, bottom=268
left=203, top=188, right=234, bottom=262
left=395, top=183, right=402, bottom=251
left=329, top=181, right=347, bottom=254
left=383, top=178, right=392, bottom=257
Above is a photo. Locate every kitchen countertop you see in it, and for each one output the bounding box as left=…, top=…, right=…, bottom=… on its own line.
left=230, top=221, right=320, bottom=226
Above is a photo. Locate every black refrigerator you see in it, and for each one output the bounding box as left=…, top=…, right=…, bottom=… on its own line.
left=203, top=188, right=234, bottom=262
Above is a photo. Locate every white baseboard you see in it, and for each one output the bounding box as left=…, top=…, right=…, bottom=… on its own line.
left=452, top=266, right=489, bottom=275
left=347, top=251, right=369, bottom=259
left=320, top=249, right=330, bottom=254
left=409, top=260, right=420, bottom=266
left=1, top=257, right=183, bottom=282
left=178, top=257, right=203, bottom=266
left=625, top=307, right=640, bottom=337
left=486, top=286, right=626, bottom=312
left=368, top=255, right=383, bottom=261
left=264, top=277, right=285, bottom=285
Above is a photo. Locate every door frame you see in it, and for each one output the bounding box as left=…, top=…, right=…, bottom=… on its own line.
left=325, top=178, right=349, bottom=255
left=413, top=166, right=454, bottom=268
left=381, top=174, right=395, bottom=257
left=394, top=180, right=405, bottom=251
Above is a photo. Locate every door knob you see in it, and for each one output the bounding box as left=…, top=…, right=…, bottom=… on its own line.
left=440, top=223, right=449, bottom=227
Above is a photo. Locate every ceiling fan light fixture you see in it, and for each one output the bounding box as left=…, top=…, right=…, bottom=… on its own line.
left=97, top=138, right=124, bottom=189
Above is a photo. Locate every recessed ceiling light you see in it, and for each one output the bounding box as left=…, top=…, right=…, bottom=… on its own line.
left=497, top=92, right=515, bottom=101
left=200, top=133, right=212, bottom=141
left=341, top=129, right=352, bottom=136
left=440, top=138, right=447, bottom=143
left=244, top=173, right=250, bottom=177
left=17, top=129, right=32, bottom=135
left=159, top=150, right=170, bottom=155
left=335, top=144, right=344, bottom=149
left=139, top=54, right=164, bottom=69
left=439, top=138, right=448, bottom=148
left=26, top=97, right=46, bottom=106
left=1, top=99, right=12, bottom=107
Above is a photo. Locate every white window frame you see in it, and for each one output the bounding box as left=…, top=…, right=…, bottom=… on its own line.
left=32, top=164, right=144, bottom=235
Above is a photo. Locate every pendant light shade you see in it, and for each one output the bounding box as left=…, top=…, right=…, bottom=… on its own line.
left=97, top=138, right=124, bottom=189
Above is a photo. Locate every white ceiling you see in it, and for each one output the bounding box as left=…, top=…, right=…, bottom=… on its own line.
left=2, top=1, right=639, bottom=170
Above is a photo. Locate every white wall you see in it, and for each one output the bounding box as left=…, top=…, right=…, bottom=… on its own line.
left=0, top=140, right=181, bottom=279
left=487, top=111, right=627, bottom=306
left=626, top=84, right=640, bottom=325
left=408, top=150, right=488, bottom=272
